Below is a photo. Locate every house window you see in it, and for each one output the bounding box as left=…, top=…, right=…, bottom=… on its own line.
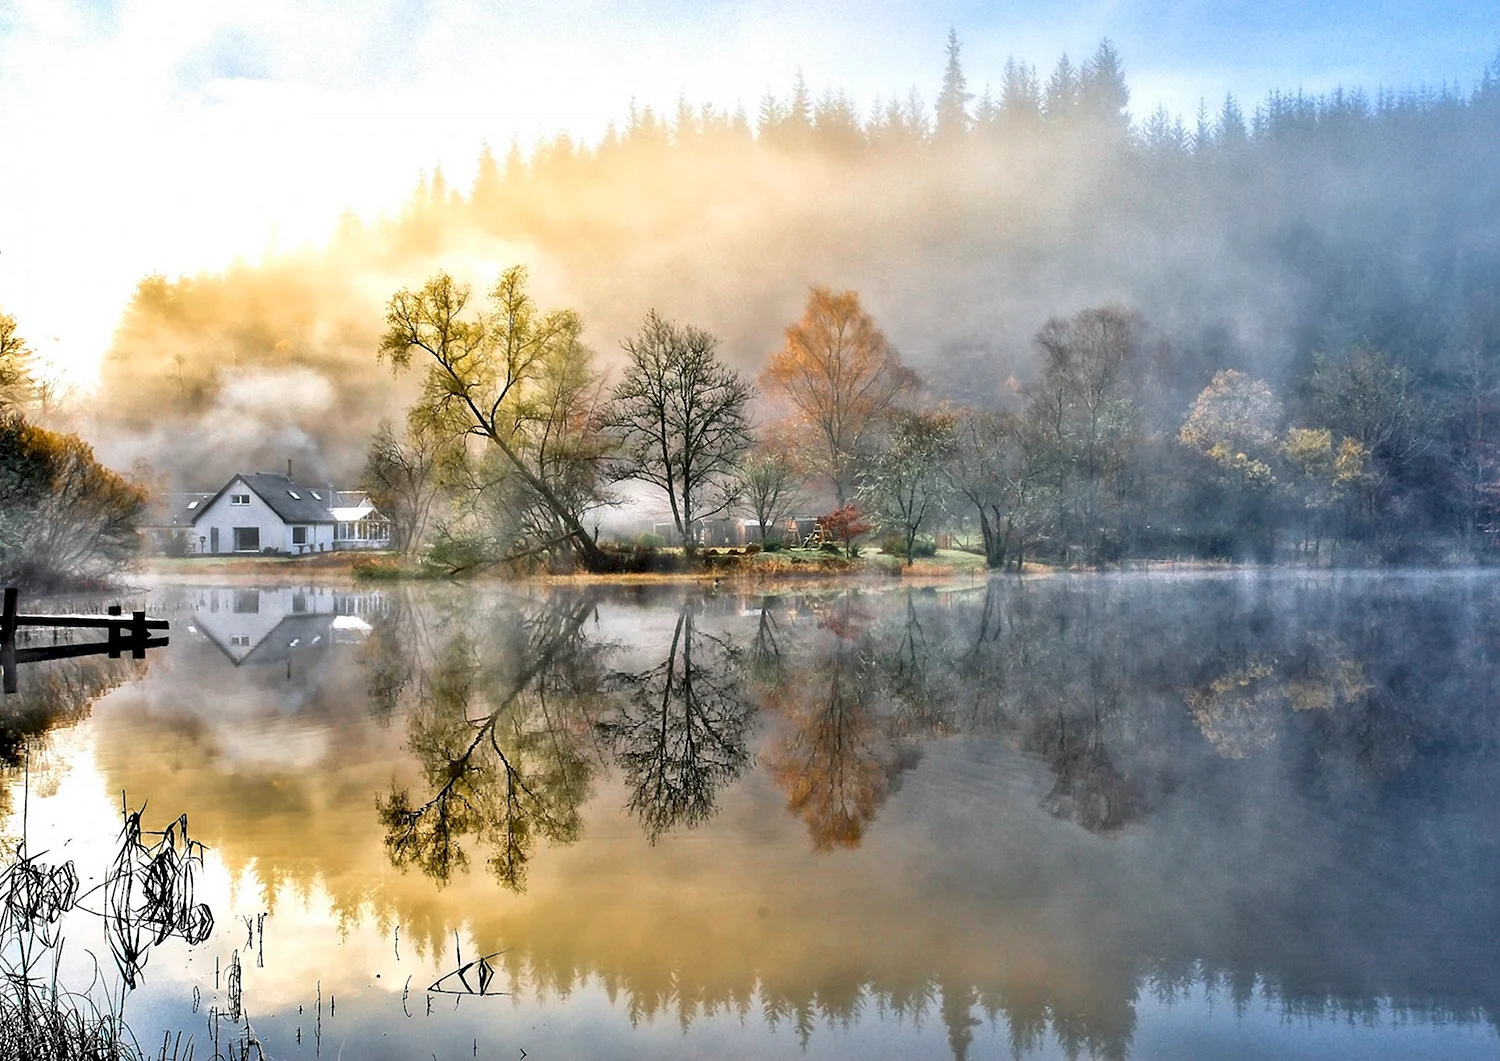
left=287, top=489, right=300, bottom=499
left=234, top=590, right=260, bottom=614
left=310, top=491, right=322, bottom=500
left=230, top=635, right=250, bottom=647
left=230, top=494, right=250, bottom=506
left=292, top=526, right=308, bottom=545
left=233, top=527, right=260, bottom=552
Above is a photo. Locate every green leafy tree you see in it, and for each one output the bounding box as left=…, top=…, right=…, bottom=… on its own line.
left=1303, top=348, right=1425, bottom=487
left=377, top=601, right=599, bottom=890
left=379, top=267, right=610, bottom=570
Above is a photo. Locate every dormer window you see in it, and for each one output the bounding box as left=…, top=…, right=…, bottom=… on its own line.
left=230, top=494, right=250, bottom=506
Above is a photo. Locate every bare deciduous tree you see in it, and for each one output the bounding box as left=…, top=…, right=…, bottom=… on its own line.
left=605, top=311, right=755, bottom=553
left=362, top=418, right=460, bottom=555
left=735, top=448, right=804, bottom=544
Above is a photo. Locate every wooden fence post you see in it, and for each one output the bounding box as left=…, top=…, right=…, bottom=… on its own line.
left=131, top=610, right=147, bottom=660
left=107, top=604, right=122, bottom=659
left=2, top=587, right=16, bottom=694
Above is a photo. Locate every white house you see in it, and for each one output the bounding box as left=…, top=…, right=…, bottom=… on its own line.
left=191, top=472, right=391, bottom=555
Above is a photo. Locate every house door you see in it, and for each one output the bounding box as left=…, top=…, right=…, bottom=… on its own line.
left=210, top=527, right=219, bottom=554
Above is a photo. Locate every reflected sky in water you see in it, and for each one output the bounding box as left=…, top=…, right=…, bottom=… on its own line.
left=4, top=572, right=1500, bottom=1060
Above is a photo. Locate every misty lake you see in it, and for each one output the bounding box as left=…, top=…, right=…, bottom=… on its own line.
left=4, top=572, right=1500, bottom=1060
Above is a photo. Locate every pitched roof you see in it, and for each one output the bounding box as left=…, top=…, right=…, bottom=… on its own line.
left=145, top=492, right=214, bottom=528
left=193, top=473, right=337, bottom=524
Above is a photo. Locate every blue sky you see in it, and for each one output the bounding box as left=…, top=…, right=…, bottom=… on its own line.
left=1, top=0, right=1496, bottom=386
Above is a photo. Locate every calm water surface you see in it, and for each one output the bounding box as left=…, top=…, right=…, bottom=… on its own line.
left=3, top=572, right=1500, bottom=1060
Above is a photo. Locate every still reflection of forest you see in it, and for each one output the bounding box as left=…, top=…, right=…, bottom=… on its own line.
left=8, top=574, right=1500, bottom=1059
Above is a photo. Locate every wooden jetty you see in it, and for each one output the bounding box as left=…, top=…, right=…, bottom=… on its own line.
left=1, top=586, right=170, bottom=694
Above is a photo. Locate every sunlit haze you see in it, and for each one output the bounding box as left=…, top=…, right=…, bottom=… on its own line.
left=2, top=0, right=1496, bottom=390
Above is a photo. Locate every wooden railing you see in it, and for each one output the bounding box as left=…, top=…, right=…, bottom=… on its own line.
left=1, top=587, right=170, bottom=694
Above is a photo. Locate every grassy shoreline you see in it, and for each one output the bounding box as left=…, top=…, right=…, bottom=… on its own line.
left=136, top=547, right=1000, bottom=583
left=130, top=549, right=1371, bottom=587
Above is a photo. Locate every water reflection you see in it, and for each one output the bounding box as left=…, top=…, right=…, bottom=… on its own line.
left=377, top=597, right=598, bottom=888
left=761, top=594, right=920, bottom=850
left=25, top=573, right=1500, bottom=1058
left=600, top=606, right=754, bottom=842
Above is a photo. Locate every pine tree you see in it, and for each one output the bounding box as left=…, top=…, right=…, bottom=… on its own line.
left=673, top=91, right=698, bottom=146
left=1219, top=92, right=1248, bottom=147
left=999, top=58, right=1041, bottom=130
left=934, top=27, right=973, bottom=140
left=730, top=101, right=751, bottom=139
left=1079, top=38, right=1130, bottom=132
left=1043, top=54, right=1078, bottom=125
left=1193, top=99, right=1213, bottom=155
left=905, top=86, right=930, bottom=140
left=788, top=69, right=813, bottom=133
left=757, top=92, right=783, bottom=138
left=471, top=142, right=502, bottom=211
left=973, top=84, right=1000, bottom=134
left=502, top=137, right=525, bottom=184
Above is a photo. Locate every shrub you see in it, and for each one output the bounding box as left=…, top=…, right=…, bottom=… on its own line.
left=762, top=537, right=783, bottom=553
left=877, top=532, right=936, bottom=558
left=635, top=531, right=666, bottom=549
left=0, top=413, right=147, bottom=588
left=819, top=504, right=871, bottom=557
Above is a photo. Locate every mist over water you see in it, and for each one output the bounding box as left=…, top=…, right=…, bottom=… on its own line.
left=4, top=572, right=1500, bottom=1059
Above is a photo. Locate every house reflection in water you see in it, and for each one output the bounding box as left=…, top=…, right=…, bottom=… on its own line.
left=186, top=586, right=383, bottom=669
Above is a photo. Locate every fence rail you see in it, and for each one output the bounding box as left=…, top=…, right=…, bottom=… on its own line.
left=1, top=587, right=171, bottom=694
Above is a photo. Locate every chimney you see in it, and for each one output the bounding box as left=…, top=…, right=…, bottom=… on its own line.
left=287, top=458, right=293, bottom=479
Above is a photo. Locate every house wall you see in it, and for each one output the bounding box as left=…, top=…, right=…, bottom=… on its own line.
left=194, top=478, right=285, bottom=554
left=192, top=477, right=335, bottom=554
left=288, top=523, right=336, bottom=555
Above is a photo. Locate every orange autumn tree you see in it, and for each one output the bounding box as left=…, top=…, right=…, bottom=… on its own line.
left=761, top=287, right=920, bottom=505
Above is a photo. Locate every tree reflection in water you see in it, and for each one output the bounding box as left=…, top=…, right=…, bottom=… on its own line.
left=333, top=576, right=1500, bottom=1058
left=376, top=598, right=600, bottom=889
left=762, top=593, right=921, bottom=850
left=599, top=606, right=754, bottom=842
